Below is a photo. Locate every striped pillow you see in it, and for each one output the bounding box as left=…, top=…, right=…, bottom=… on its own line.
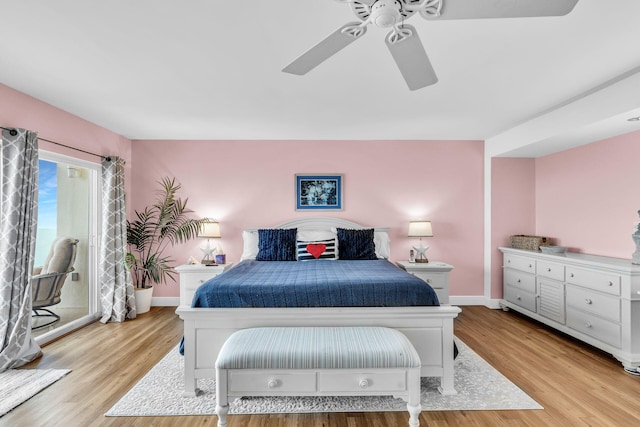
left=296, top=238, right=337, bottom=261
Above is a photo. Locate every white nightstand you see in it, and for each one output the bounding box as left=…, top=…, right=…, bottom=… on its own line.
left=175, top=263, right=234, bottom=307
left=396, top=260, right=453, bottom=304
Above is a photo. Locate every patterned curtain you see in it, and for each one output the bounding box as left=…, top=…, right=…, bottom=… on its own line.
left=99, top=157, right=136, bottom=323
left=0, top=128, right=42, bottom=371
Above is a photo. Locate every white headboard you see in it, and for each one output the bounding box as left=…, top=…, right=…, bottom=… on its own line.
left=242, top=217, right=391, bottom=260
left=276, top=217, right=389, bottom=233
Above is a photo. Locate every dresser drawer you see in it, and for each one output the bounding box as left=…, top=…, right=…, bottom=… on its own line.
left=566, top=306, right=621, bottom=348
left=228, top=371, right=316, bottom=393
left=504, top=285, right=536, bottom=312
left=503, top=268, right=536, bottom=293
left=537, top=260, right=565, bottom=281
left=504, top=254, right=536, bottom=274
left=566, top=267, right=620, bottom=296
left=566, top=285, right=620, bottom=323
left=318, top=371, right=407, bottom=393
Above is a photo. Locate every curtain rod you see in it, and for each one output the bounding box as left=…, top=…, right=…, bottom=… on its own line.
left=1, top=126, right=111, bottom=161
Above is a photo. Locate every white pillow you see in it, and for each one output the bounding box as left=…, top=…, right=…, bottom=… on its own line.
left=374, top=231, right=391, bottom=259
left=240, top=230, right=259, bottom=260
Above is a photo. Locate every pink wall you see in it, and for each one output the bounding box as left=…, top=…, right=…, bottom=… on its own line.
left=131, top=140, right=485, bottom=299
left=491, top=158, right=536, bottom=299
left=535, top=130, right=640, bottom=258
left=0, top=84, right=132, bottom=167
left=490, top=130, right=640, bottom=300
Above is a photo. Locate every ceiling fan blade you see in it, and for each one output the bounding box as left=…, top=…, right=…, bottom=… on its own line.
left=282, top=22, right=367, bottom=75
left=431, top=0, right=579, bottom=20
left=385, top=25, right=438, bottom=91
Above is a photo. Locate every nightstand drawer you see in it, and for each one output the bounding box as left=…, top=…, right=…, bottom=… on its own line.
left=176, top=263, right=234, bottom=307
left=411, top=271, right=445, bottom=289
left=181, top=272, right=216, bottom=291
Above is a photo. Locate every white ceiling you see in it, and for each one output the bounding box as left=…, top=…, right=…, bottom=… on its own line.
left=1, top=0, right=639, bottom=156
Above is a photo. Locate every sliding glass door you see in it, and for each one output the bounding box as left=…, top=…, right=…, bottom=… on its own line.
left=32, top=151, right=101, bottom=343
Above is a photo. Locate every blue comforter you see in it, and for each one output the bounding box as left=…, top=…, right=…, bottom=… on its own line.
left=191, top=259, right=439, bottom=308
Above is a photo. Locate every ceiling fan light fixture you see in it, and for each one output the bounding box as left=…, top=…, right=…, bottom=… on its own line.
left=370, top=1, right=402, bottom=28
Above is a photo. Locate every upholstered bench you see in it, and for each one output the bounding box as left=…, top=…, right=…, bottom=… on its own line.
left=215, top=326, right=422, bottom=427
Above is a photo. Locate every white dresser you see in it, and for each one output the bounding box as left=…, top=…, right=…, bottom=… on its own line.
left=499, top=247, right=640, bottom=372
left=396, top=261, right=453, bottom=304
left=175, top=263, right=234, bottom=308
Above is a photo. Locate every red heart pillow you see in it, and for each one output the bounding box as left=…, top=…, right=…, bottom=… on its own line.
left=306, top=243, right=326, bottom=259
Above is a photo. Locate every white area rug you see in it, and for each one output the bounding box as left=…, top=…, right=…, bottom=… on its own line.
left=106, top=339, right=541, bottom=417
left=0, top=368, right=70, bottom=417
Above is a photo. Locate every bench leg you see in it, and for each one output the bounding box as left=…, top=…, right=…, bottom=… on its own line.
left=216, top=368, right=229, bottom=427
left=407, top=368, right=421, bottom=427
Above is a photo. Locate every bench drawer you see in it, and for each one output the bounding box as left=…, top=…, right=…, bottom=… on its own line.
left=228, top=371, right=316, bottom=393
left=318, top=371, right=407, bottom=393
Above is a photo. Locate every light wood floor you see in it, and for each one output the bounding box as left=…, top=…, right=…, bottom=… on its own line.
left=5, top=305, right=640, bottom=427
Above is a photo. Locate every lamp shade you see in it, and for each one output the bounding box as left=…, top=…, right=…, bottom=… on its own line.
left=199, top=221, right=221, bottom=238
left=408, top=221, right=433, bottom=237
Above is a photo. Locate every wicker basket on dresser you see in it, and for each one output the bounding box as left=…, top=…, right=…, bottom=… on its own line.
left=499, top=247, right=640, bottom=373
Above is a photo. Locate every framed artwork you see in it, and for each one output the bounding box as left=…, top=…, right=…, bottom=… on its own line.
left=295, top=174, right=343, bottom=210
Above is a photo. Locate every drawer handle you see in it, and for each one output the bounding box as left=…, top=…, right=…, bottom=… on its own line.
left=608, top=281, right=613, bottom=286
left=517, top=279, right=521, bottom=283
left=529, top=264, right=533, bottom=268
left=547, top=268, right=552, bottom=272
left=198, top=279, right=205, bottom=284
left=570, top=273, right=575, bottom=278
left=426, top=279, right=431, bottom=284
left=516, top=295, right=522, bottom=300
left=585, top=298, right=592, bottom=305
left=585, top=321, right=592, bottom=329
left=359, top=379, right=369, bottom=389
left=507, top=260, right=511, bottom=263
left=268, top=379, right=279, bottom=389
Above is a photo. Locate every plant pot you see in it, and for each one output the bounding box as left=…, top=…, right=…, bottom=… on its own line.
left=135, top=286, right=153, bottom=314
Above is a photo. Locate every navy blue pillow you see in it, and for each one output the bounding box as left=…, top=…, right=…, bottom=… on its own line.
left=256, top=228, right=298, bottom=261
left=337, top=228, right=377, bottom=260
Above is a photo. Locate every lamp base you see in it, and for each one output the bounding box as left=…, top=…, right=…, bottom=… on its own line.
left=415, top=258, right=429, bottom=263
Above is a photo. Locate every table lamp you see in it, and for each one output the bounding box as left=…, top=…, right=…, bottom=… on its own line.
left=408, top=221, right=433, bottom=263
left=199, top=220, right=221, bottom=265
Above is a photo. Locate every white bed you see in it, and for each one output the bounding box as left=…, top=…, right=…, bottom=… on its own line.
left=176, top=217, right=461, bottom=397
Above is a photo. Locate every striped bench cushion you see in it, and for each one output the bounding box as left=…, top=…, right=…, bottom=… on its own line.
left=215, top=326, right=420, bottom=370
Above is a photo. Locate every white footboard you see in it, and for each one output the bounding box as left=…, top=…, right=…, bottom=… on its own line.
left=176, top=305, right=461, bottom=397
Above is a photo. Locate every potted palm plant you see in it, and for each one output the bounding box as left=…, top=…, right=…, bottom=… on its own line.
left=126, top=177, right=205, bottom=314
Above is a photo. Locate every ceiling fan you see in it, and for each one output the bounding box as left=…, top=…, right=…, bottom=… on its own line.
left=282, top=0, right=580, bottom=91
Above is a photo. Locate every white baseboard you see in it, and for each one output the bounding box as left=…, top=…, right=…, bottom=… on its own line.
left=450, top=296, right=502, bottom=309
left=151, top=296, right=180, bottom=307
